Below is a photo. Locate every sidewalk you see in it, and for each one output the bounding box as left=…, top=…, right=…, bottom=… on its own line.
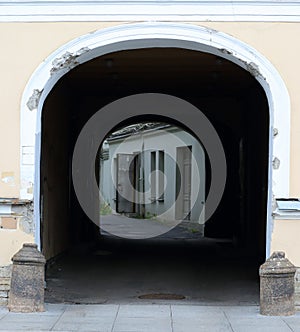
left=0, top=304, right=299, bottom=332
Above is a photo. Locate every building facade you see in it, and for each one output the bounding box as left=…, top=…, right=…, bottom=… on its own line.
left=0, top=0, right=300, bottom=306
left=100, top=123, right=206, bottom=229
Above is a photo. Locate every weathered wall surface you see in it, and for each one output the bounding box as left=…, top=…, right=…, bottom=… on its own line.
left=0, top=21, right=300, bottom=267
left=0, top=22, right=118, bottom=199
left=1, top=22, right=300, bottom=198
left=0, top=207, right=34, bottom=305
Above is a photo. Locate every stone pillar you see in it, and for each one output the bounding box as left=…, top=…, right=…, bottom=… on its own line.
left=259, top=251, right=296, bottom=316
left=8, top=243, right=46, bottom=312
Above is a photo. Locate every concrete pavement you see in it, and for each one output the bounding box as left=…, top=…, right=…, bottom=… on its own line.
left=0, top=304, right=299, bottom=331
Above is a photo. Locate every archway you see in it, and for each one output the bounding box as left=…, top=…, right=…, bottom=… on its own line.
left=20, top=22, right=290, bottom=303
left=20, top=23, right=290, bottom=256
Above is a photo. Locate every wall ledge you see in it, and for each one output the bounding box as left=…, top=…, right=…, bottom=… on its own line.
left=1, top=1, right=300, bottom=22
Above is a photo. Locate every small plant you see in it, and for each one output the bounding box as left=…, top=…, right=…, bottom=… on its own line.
left=145, top=211, right=156, bottom=219
left=132, top=211, right=157, bottom=220
left=100, top=203, right=112, bottom=215
left=189, top=227, right=200, bottom=234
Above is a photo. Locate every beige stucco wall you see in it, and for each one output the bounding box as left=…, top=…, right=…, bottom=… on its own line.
left=0, top=22, right=119, bottom=198
left=0, top=229, right=33, bottom=266
left=1, top=22, right=300, bottom=198
left=204, top=22, right=300, bottom=198
left=271, top=219, right=300, bottom=267
left=0, top=21, right=300, bottom=264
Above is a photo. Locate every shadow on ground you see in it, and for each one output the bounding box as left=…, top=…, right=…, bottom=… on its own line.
left=45, top=222, right=260, bottom=306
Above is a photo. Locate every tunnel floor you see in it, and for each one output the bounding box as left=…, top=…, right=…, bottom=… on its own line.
left=45, top=224, right=260, bottom=306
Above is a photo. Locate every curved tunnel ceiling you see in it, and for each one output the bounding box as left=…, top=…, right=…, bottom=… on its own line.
left=62, top=47, right=261, bottom=98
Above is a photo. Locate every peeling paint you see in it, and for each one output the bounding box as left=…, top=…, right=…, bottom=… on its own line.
left=14, top=202, right=34, bottom=235
left=27, top=185, right=33, bottom=194
left=0, top=200, right=34, bottom=235
left=272, top=194, right=277, bottom=213
left=1, top=172, right=15, bottom=187
left=246, top=62, right=261, bottom=78
left=219, top=48, right=233, bottom=55
left=27, top=89, right=43, bottom=111
left=77, top=47, right=90, bottom=55
left=206, top=26, right=218, bottom=34
left=273, top=157, right=280, bottom=170
left=50, top=47, right=90, bottom=75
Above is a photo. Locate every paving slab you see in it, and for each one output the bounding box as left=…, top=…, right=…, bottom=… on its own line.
left=51, top=304, right=118, bottom=331
left=0, top=312, right=62, bottom=331
left=172, top=319, right=233, bottom=332
left=222, top=305, right=262, bottom=317
left=113, top=305, right=172, bottom=332
left=223, top=306, right=293, bottom=332
left=117, top=304, right=170, bottom=318
left=171, top=304, right=225, bottom=318
left=228, top=322, right=292, bottom=332
left=0, top=304, right=65, bottom=331
left=62, top=304, right=119, bottom=317
left=53, top=320, right=114, bottom=332
left=0, top=307, right=8, bottom=321
left=282, top=313, right=300, bottom=332
left=171, top=305, right=232, bottom=332
left=0, top=304, right=299, bottom=331
left=113, top=317, right=172, bottom=332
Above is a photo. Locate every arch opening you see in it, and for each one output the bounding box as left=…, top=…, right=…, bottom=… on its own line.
left=41, top=47, right=269, bottom=304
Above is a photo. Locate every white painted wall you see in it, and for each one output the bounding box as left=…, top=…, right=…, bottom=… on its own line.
left=102, top=126, right=206, bottom=224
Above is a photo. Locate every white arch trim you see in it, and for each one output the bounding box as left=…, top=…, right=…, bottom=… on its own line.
left=20, top=22, right=290, bottom=257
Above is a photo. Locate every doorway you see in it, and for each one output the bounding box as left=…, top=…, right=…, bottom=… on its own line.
left=176, top=146, right=192, bottom=221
